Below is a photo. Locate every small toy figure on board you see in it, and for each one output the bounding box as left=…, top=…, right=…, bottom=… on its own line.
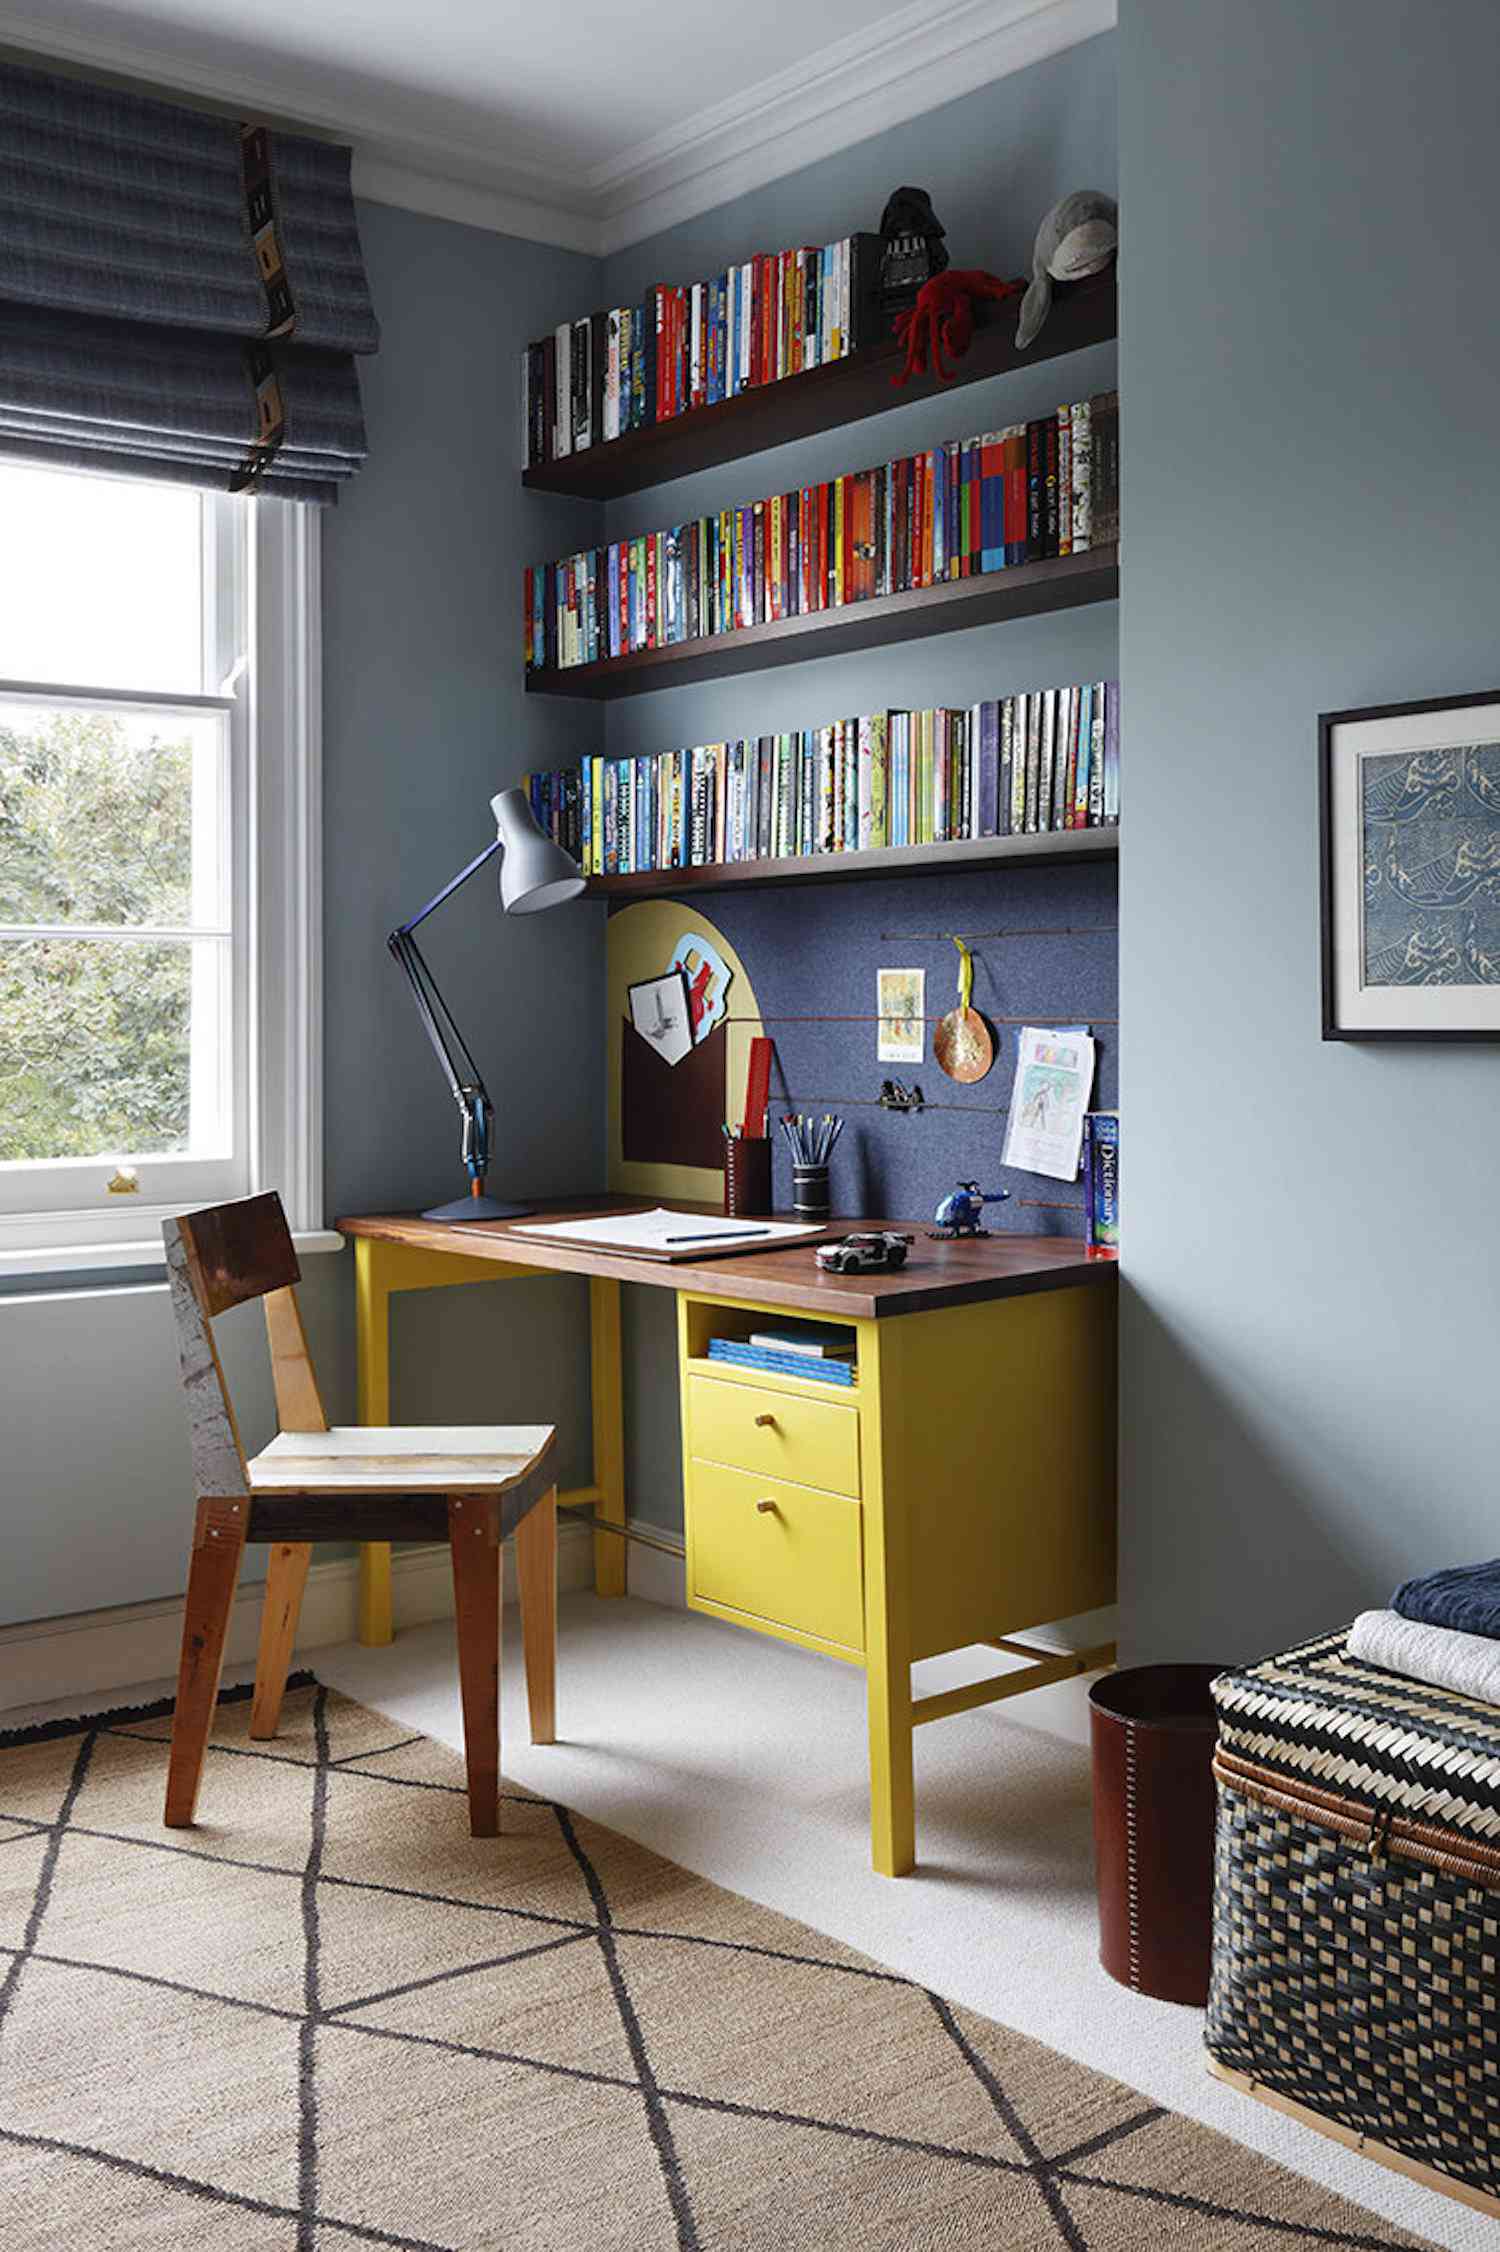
left=929, top=1181, right=1010, bottom=1239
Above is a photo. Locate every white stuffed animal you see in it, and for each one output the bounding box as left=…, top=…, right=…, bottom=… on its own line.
left=1016, top=190, right=1118, bottom=350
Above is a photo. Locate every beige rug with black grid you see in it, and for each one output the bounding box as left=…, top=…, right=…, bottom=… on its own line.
left=0, top=1677, right=1434, bottom=2250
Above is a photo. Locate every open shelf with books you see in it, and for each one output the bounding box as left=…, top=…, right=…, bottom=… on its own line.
left=525, top=545, right=1118, bottom=699
left=525, top=678, right=1118, bottom=893
left=583, top=825, right=1117, bottom=898
left=522, top=274, right=1116, bottom=503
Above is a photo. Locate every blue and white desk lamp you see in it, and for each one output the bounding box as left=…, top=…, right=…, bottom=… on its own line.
left=388, top=786, right=584, bottom=1221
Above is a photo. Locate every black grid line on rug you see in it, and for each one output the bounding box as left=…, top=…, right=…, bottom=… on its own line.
left=0, top=1678, right=1431, bottom=2252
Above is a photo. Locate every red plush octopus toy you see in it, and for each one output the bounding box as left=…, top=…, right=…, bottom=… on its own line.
left=891, top=269, right=1023, bottom=386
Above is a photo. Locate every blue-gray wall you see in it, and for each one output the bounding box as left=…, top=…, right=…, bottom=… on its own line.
left=596, top=37, right=1120, bottom=1530
left=0, top=198, right=608, bottom=1627
left=1117, top=0, right=1500, bottom=1661
left=320, top=199, right=606, bottom=1459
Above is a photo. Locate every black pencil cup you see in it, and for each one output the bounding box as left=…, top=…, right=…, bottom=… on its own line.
left=791, top=1162, right=831, bottom=1221
left=724, top=1136, right=772, bottom=1218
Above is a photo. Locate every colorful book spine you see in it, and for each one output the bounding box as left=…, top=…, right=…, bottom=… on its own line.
left=1083, top=1112, right=1120, bottom=1257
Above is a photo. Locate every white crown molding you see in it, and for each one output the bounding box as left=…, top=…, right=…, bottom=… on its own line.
left=351, top=155, right=601, bottom=257
left=591, top=0, right=1117, bottom=254
left=0, top=0, right=1114, bottom=258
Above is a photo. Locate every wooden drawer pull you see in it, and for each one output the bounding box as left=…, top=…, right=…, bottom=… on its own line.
left=755, top=1497, right=778, bottom=1514
left=754, top=1413, right=777, bottom=1428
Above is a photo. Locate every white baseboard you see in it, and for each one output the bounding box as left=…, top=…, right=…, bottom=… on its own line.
left=0, top=1520, right=595, bottom=1713
left=626, top=1521, right=687, bottom=1610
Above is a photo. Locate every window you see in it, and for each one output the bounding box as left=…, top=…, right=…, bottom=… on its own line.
left=0, top=463, right=324, bottom=1270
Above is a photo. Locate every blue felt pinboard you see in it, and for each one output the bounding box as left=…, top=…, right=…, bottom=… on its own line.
left=612, top=856, right=1116, bottom=1232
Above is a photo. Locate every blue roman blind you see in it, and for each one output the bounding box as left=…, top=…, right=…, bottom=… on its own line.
left=0, top=58, right=379, bottom=502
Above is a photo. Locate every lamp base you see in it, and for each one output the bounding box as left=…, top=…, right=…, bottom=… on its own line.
left=421, top=1192, right=535, bottom=1222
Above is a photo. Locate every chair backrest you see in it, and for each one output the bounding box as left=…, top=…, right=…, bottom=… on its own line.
left=173, top=1190, right=300, bottom=1316
left=164, top=1192, right=328, bottom=1499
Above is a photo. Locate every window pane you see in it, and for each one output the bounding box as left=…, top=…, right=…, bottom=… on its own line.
left=0, top=934, right=231, bottom=1162
left=0, top=701, right=227, bottom=929
left=0, top=465, right=204, bottom=694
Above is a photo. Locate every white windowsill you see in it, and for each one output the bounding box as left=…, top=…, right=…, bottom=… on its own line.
left=0, top=1230, right=345, bottom=1280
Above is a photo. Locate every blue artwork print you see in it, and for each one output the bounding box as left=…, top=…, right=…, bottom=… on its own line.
left=1361, top=743, right=1500, bottom=986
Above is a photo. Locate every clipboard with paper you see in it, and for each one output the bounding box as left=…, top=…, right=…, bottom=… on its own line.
left=1001, top=1025, right=1095, bottom=1182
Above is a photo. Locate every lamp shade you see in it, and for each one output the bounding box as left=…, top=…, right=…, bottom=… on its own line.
left=490, top=787, right=586, bottom=913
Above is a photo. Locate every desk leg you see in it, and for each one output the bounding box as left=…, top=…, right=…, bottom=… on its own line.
left=859, top=1318, right=914, bottom=1875
left=589, top=1275, right=627, bottom=1598
left=355, top=1238, right=395, bottom=1647
left=866, top=1639, right=915, bottom=1878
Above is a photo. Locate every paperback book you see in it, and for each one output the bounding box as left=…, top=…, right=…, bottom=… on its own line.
left=1081, top=1111, right=1120, bottom=1257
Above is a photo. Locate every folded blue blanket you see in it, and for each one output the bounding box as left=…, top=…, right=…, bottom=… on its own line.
left=1393, top=1558, right=1500, bottom=1639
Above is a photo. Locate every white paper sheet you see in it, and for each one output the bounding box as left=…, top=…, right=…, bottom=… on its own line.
left=1001, top=1026, right=1095, bottom=1182
left=509, top=1208, right=826, bottom=1258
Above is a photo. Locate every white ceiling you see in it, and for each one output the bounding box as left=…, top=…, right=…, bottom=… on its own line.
left=0, top=0, right=1114, bottom=251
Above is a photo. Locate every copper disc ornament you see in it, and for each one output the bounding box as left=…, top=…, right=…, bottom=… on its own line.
left=933, top=937, right=994, bottom=1083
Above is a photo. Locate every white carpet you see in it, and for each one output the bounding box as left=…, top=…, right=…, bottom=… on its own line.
left=6, top=1589, right=1483, bottom=2248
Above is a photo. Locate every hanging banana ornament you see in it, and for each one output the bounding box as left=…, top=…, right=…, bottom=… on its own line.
left=932, top=935, right=995, bottom=1083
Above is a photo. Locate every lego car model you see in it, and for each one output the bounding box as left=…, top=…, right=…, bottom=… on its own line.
left=815, top=1231, right=913, bottom=1274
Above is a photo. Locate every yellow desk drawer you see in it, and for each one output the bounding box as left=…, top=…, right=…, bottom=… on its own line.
left=687, top=1459, right=864, bottom=1654
left=684, top=1371, right=860, bottom=1498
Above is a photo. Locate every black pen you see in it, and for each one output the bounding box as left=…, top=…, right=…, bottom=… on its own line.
left=665, top=1226, right=774, bottom=1244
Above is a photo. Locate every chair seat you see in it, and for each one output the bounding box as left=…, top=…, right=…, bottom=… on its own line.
left=248, top=1422, right=556, bottom=1496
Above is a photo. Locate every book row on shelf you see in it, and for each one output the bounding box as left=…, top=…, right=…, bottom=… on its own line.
left=522, top=233, right=883, bottom=467
left=523, top=393, right=1118, bottom=673
left=523, top=678, right=1118, bottom=878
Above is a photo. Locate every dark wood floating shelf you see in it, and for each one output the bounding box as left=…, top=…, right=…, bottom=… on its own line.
left=525, top=545, right=1118, bottom=701
left=522, top=274, right=1117, bottom=502
left=585, top=825, right=1117, bottom=899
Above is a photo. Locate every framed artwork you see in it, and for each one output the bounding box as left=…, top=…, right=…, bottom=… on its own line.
left=1320, top=690, right=1500, bottom=1039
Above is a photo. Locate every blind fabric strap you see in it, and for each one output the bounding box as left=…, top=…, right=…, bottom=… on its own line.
left=232, top=122, right=294, bottom=492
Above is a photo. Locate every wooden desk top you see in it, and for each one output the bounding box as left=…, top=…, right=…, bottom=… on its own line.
left=336, top=1198, right=1117, bottom=1321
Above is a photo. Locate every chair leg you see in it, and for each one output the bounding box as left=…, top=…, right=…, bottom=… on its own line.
left=449, top=1496, right=501, bottom=1837
left=165, top=1497, right=247, bottom=1827
left=516, top=1488, right=557, bottom=1745
left=250, top=1542, right=313, bottom=1740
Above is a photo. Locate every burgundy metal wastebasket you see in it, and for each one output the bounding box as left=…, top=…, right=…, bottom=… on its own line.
left=1089, top=1665, right=1221, bottom=2006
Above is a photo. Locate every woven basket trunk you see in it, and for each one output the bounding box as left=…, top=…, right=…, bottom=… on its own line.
left=1207, top=1630, right=1495, bottom=2206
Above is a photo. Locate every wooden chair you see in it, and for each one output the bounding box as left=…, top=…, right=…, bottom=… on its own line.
left=161, top=1191, right=558, bottom=1838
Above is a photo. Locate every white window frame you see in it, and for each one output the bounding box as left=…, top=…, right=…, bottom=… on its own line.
left=0, top=498, right=333, bottom=1274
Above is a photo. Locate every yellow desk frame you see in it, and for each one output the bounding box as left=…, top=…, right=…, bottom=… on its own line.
left=352, top=1238, right=626, bottom=1646
left=349, top=1223, right=1116, bottom=1877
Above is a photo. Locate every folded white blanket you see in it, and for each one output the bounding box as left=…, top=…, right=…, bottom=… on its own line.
left=1348, top=1608, right=1500, bottom=1707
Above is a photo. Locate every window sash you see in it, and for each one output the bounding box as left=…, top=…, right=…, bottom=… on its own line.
left=0, top=675, right=247, bottom=1218
left=0, top=484, right=331, bottom=1273
left=0, top=497, right=323, bottom=1271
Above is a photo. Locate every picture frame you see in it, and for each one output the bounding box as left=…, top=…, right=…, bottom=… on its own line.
left=1319, top=689, right=1500, bottom=1040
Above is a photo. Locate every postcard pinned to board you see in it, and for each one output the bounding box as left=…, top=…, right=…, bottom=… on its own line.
left=876, top=967, right=925, bottom=1062
left=1001, top=1025, right=1095, bottom=1181
left=628, top=970, right=694, bottom=1067
left=671, top=932, right=733, bottom=1043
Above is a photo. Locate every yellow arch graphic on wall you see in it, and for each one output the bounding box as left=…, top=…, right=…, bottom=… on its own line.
left=606, top=897, right=763, bottom=1203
